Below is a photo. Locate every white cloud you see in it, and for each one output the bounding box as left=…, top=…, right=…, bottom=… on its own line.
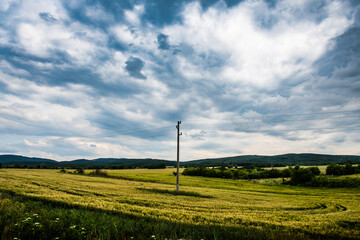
left=16, top=21, right=106, bottom=64
left=3, top=0, right=107, bottom=64
left=110, top=24, right=157, bottom=51
left=0, top=27, right=9, bottom=45
left=124, top=4, right=145, bottom=26
left=0, top=0, right=15, bottom=11
left=85, top=4, right=114, bottom=22
left=0, top=0, right=359, bottom=160
left=163, top=0, right=353, bottom=89
left=0, top=60, right=28, bottom=76
left=111, top=25, right=135, bottom=45
left=0, top=71, right=99, bottom=137
left=17, top=23, right=50, bottom=57
left=69, top=137, right=139, bottom=159
left=13, top=0, right=68, bottom=22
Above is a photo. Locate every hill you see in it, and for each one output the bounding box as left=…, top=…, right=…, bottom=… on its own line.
left=58, top=158, right=176, bottom=168
left=0, top=155, right=176, bottom=168
left=0, top=155, right=57, bottom=166
left=1, top=153, right=360, bottom=168
left=183, top=153, right=360, bottom=167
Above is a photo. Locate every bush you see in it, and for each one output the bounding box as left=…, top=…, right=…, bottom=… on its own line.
left=183, top=167, right=292, bottom=180
left=89, top=169, right=108, bottom=176
left=145, top=163, right=167, bottom=169
left=290, top=168, right=314, bottom=185
left=281, top=168, right=292, bottom=178
left=307, top=167, right=321, bottom=176
left=326, top=164, right=360, bottom=176
left=308, top=176, right=360, bottom=188
left=75, top=168, right=84, bottom=174
left=326, top=164, right=343, bottom=175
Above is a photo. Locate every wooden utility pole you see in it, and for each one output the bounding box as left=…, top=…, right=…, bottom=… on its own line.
left=176, top=120, right=182, bottom=191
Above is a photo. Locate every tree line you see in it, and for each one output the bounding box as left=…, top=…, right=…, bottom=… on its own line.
left=326, top=163, right=360, bottom=175
left=182, top=166, right=320, bottom=180
left=182, top=164, right=360, bottom=188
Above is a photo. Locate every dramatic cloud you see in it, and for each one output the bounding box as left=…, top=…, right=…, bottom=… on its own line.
left=157, top=33, right=170, bottom=50
left=125, top=57, right=147, bottom=79
left=0, top=0, right=359, bottom=160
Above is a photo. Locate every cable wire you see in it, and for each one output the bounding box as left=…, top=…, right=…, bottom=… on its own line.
left=184, top=109, right=360, bottom=122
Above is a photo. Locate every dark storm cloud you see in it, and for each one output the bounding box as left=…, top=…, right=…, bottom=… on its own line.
left=140, top=0, right=246, bottom=27
left=157, top=33, right=170, bottom=50
left=125, top=57, right=146, bottom=79
left=0, top=46, right=57, bottom=66
left=312, top=24, right=360, bottom=96
left=107, top=36, right=129, bottom=51
left=45, top=67, right=141, bottom=97
left=39, top=12, right=57, bottom=23
left=63, top=0, right=130, bottom=27
left=316, top=26, right=360, bottom=78
left=141, top=0, right=188, bottom=27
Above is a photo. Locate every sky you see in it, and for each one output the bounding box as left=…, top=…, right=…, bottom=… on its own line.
left=0, top=0, right=360, bottom=161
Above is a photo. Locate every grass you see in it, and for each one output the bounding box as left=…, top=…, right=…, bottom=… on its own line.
left=2, top=192, right=276, bottom=240
left=0, top=168, right=360, bottom=239
left=137, top=188, right=214, bottom=198
left=264, top=165, right=328, bottom=174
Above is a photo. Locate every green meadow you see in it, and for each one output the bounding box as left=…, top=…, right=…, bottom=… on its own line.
left=0, top=168, right=359, bottom=239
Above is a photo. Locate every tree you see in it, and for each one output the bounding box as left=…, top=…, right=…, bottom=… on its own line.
left=307, top=167, right=321, bottom=176
left=76, top=168, right=84, bottom=174
left=344, top=163, right=355, bottom=175
left=326, top=164, right=343, bottom=175
left=281, top=168, right=292, bottom=178
left=291, top=168, right=314, bottom=185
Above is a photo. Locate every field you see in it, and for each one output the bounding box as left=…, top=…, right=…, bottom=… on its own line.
left=263, top=165, right=328, bottom=174
left=0, top=168, right=360, bottom=239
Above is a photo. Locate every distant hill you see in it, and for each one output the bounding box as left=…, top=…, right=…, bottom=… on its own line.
left=183, top=153, right=360, bottom=167
left=0, top=155, right=176, bottom=168
left=0, top=155, right=57, bottom=166
left=58, top=158, right=176, bottom=168
left=0, top=153, right=359, bottom=168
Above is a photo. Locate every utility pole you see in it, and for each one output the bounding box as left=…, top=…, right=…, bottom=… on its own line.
left=176, top=120, right=182, bottom=191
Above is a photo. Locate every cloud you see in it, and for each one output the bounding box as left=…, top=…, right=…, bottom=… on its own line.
left=84, top=3, right=114, bottom=23
left=125, top=56, right=147, bottom=79
left=39, top=12, right=57, bottom=23
left=163, top=0, right=352, bottom=90
left=124, top=4, right=145, bottom=26
left=157, top=33, right=170, bottom=50
left=0, top=0, right=359, bottom=160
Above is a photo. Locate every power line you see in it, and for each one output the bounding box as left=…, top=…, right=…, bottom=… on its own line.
left=103, top=112, right=360, bottom=140
left=234, top=125, right=360, bottom=133
left=102, top=125, right=174, bottom=137
left=102, top=109, right=360, bottom=139
left=104, top=131, right=175, bottom=140
left=184, top=109, right=360, bottom=123
left=139, top=132, right=175, bottom=139
left=182, top=115, right=360, bottom=128
left=183, top=125, right=360, bottom=137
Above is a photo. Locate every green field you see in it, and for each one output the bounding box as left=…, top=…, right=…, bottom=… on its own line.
left=263, top=165, right=328, bottom=174
left=0, top=168, right=359, bottom=239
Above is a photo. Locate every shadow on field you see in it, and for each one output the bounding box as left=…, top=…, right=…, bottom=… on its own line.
left=137, top=187, right=214, bottom=198
left=0, top=190, right=355, bottom=240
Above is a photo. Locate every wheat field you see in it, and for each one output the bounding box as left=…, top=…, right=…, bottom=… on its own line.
left=0, top=168, right=359, bottom=239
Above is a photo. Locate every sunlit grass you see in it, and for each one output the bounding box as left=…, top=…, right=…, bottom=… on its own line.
left=0, top=168, right=359, bottom=239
